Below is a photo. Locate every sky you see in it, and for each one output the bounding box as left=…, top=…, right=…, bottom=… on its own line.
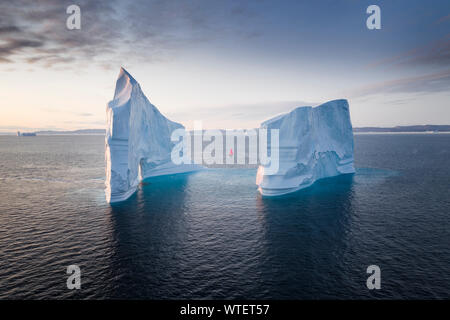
left=0, top=0, right=449, bottom=131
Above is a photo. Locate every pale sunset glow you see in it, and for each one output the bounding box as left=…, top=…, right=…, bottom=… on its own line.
left=0, top=1, right=449, bottom=132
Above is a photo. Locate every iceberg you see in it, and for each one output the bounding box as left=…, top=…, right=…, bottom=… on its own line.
left=256, top=99, right=355, bottom=196
left=105, top=68, right=201, bottom=203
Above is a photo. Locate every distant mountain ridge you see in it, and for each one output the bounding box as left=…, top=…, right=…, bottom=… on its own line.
left=353, top=125, right=450, bottom=132
left=34, top=129, right=105, bottom=135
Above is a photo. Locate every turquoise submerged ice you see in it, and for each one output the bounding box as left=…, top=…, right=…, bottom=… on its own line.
left=256, top=99, right=355, bottom=196
left=105, top=68, right=200, bottom=203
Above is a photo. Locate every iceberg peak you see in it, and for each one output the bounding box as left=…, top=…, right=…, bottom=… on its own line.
left=105, top=68, right=201, bottom=203
left=111, top=67, right=138, bottom=107
left=118, top=67, right=136, bottom=83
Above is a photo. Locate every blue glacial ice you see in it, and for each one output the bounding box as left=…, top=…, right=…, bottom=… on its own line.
left=256, top=99, right=355, bottom=196
left=105, top=68, right=201, bottom=203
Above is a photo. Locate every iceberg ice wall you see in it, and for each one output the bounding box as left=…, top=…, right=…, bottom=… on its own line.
left=256, top=99, right=355, bottom=196
left=105, top=68, right=200, bottom=203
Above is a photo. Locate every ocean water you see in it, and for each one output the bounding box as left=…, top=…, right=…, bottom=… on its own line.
left=0, top=134, right=449, bottom=299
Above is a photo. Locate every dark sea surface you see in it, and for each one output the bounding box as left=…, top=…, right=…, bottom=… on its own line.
left=0, top=134, right=449, bottom=299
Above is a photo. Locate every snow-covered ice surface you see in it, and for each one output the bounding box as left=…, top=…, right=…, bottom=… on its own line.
left=256, top=99, right=355, bottom=196
left=105, top=68, right=201, bottom=203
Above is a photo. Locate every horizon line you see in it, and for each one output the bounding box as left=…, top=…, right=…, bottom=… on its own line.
left=3, top=124, right=450, bottom=134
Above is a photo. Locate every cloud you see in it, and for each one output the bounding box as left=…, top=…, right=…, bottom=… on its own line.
left=349, top=69, right=450, bottom=97
left=0, top=38, right=44, bottom=56
left=366, top=34, right=450, bottom=70
left=436, top=14, right=450, bottom=25
left=398, top=35, right=450, bottom=68
left=0, top=26, right=22, bottom=33
left=360, top=32, right=450, bottom=96
left=0, top=57, right=12, bottom=63
left=0, top=125, right=66, bottom=132
left=0, top=0, right=265, bottom=68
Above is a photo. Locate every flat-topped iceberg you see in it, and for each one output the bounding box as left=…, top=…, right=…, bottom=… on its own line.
left=256, top=99, right=355, bottom=196
left=105, top=68, right=201, bottom=203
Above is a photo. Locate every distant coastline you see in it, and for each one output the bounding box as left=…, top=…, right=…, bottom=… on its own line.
left=1, top=129, right=106, bottom=135
left=353, top=125, right=450, bottom=133
left=2, top=125, right=450, bottom=135
left=34, top=129, right=106, bottom=135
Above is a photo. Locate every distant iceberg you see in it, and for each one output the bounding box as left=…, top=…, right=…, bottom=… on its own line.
left=19, top=132, right=36, bottom=136
left=105, top=68, right=201, bottom=203
left=256, top=99, right=355, bottom=196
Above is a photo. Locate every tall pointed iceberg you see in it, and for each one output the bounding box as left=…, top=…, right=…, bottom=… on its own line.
left=256, top=99, right=355, bottom=196
left=105, top=68, right=199, bottom=203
